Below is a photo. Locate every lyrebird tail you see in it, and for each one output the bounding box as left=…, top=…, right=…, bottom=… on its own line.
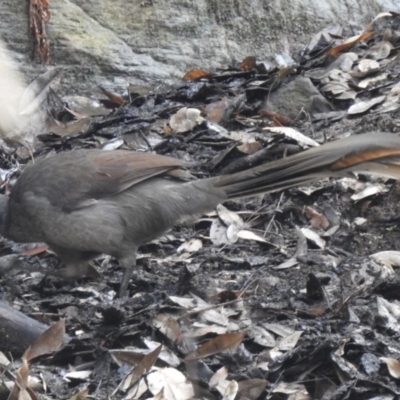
left=209, top=133, right=400, bottom=199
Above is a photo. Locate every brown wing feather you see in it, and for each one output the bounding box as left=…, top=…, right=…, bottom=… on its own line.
left=12, top=149, right=188, bottom=212
left=86, top=150, right=188, bottom=197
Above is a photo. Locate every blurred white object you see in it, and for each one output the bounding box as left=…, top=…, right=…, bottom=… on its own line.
left=0, top=39, right=26, bottom=136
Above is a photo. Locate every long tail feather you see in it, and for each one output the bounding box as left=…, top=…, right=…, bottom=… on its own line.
left=207, top=133, right=400, bottom=200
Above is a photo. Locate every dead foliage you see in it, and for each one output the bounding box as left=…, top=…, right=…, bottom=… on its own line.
left=2, top=10, right=400, bottom=400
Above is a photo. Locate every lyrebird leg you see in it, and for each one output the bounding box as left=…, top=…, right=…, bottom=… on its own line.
left=119, top=253, right=137, bottom=297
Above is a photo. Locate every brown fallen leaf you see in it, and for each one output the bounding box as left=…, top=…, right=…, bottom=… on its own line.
left=273, top=66, right=297, bottom=80
left=8, top=358, right=31, bottom=400
left=259, top=109, right=292, bottom=126
left=99, top=86, right=126, bottom=106
left=303, top=206, right=330, bottom=230
left=182, top=68, right=213, bottom=81
left=23, top=319, right=65, bottom=362
left=240, top=56, right=257, bottom=71
left=237, top=141, right=263, bottom=155
left=309, top=306, right=326, bottom=317
left=123, top=345, right=162, bottom=387
left=47, top=118, right=92, bottom=138
left=111, top=351, right=146, bottom=368
left=326, top=31, right=375, bottom=56
left=185, top=331, right=246, bottom=360
left=153, top=314, right=183, bottom=344
left=205, top=98, right=230, bottom=123
left=68, top=388, right=89, bottom=400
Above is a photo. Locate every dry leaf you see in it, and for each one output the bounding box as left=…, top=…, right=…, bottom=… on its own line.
left=146, top=367, right=194, bottom=399
left=351, top=184, right=386, bottom=200
left=210, top=217, right=230, bottom=245
left=240, top=56, right=257, bottom=71
left=63, top=95, right=109, bottom=116
left=216, top=204, right=243, bottom=227
left=210, top=205, right=244, bottom=245
left=209, top=366, right=229, bottom=387
left=326, top=31, right=375, bottom=56
left=348, top=95, right=386, bottom=115
left=111, top=347, right=175, bottom=373
left=259, top=109, right=292, bottom=126
left=185, top=331, right=246, bottom=360
left=205, top=98, right=230, bottom=123
left=102, top=139, right=124, bottom=151
left=273, top=381, right=310, bottom=397
left=380, top=357, right=400, bottom=379
left=99, top=86, right=125, bottom=106
left=168, top=296, right=196, bottom=309
left=8, top=358, right=30, bottom=400
left=276, top=331, right=303, bottom=351
left=68, top=388, right=89, bottom=400
left=48, top=118, right=91, bottom=138
left=124, top=378, right=148, bottom=399
left=237, top=230, right=268, bottom=243
left=357, top=59, right=380, bottom=73
left=273, top=66, right=297, bottom=80
left=237, top=379, right=268, bottom=399
left=357, top=72, right=389, bottom=89
left=304, top=206, right=330, bottom=230
left=177, top=238, right=202, bottom=253
left=64, top=371, right=91, bottom=381
left=23, top=319, right=65, bottom=362
left=221, top=380, right=238, bottom=400
left=364, top=12, right=393, bottom=32
left=182, top=69, right=213, bottom=81
left=144, top=339, right=181, bottom=367
left=263, top=127, right=319, bottom=147
left=153, top=314, right=183, bottom=344
left=370, top=251, right=400, bottom=268
left=376, top=297, right=400, bottom=331
left=123, top=345, right=162, bottom=388
left=300, top=228, right=326, bottom=249
left=365, top=41, right=393, bottom=60
left=248, top=326, right=276, bottom=348
left=237, top=141, right=262, bottom=154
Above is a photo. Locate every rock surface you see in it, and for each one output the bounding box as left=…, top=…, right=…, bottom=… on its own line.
left=0, top=0, right=399, bottom=94
left=264, top=77, right=334, bottom=120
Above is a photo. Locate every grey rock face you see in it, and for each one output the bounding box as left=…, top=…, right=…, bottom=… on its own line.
left=0, top=0, right=398, bottom=94
left=264, top=77, right=333, bottom=120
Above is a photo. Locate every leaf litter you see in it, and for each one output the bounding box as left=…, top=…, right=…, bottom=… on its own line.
left=2, top=9, right=400, bottom=400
